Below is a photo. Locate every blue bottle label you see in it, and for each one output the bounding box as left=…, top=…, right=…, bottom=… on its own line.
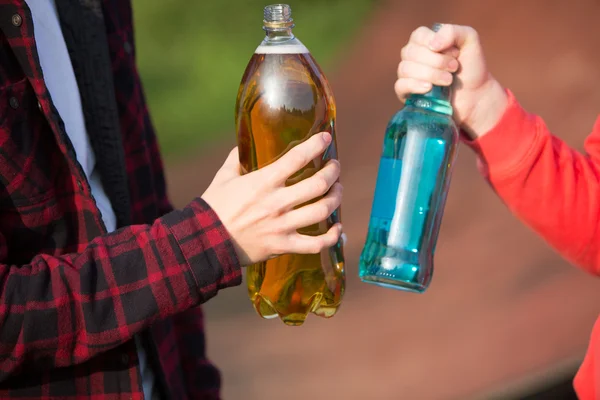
left=371, top=157, right=402, bottom=221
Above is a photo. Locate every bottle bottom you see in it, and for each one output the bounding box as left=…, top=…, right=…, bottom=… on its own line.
left=359, top=247, right=432, bottom=294
left=359, top=214, right=434, bottom=293
left=247, top=250, right=345, bottom=326
left=359, top=274, right=426, bottom=293
left=251, top=291, right=341, bottom=326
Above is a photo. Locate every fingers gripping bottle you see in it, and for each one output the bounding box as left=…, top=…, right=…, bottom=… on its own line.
left=235, top=4, right=345, bottom=326
left=358, top=23, right=459, bottom=293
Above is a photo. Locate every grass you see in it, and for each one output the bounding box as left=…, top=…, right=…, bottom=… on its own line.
left=132, top=0, right=375, bottom=159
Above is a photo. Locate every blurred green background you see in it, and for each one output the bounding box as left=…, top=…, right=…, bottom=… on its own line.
left=132, top=0, right=375, bottom=160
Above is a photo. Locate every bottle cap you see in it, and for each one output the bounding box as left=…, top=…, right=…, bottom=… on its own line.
left=264, top=4, right=292, bottom=23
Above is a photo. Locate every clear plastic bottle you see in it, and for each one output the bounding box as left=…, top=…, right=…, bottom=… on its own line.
left=235, top=4, right=345, bottom=325
left=358, top=23, right=459, bottom=293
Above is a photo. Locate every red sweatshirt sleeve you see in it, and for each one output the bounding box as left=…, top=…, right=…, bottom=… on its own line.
left=463, top=89, right=600, bottom=276
left=0, top=197, right=241, bottom=380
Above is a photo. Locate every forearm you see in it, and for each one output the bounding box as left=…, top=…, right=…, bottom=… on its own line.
left=0, top=198, right=241, bottom=377
left=465, top=89, right=600, bottom=274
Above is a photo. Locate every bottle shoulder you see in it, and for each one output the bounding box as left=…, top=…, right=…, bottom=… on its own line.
left=255, top=36, right=309, bottom=53
left=386, top=106, right=459, bottom=141
left=391, top=106, right=456, bottom=126
left=237, top=37, right=335, bottom=114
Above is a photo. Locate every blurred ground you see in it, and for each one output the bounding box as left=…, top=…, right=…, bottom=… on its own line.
left=165, top=0, right=600, bottom=398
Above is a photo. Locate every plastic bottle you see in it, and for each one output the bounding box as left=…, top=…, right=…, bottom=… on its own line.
left=235, top=4, right=345, bottom=325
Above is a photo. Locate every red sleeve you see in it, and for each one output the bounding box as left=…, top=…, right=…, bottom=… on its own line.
left=0, top=198, right=241, bottom=379
left=463, top=89, right=600, bottom=275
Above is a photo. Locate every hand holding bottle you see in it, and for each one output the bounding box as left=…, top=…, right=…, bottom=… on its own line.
left=202, top=132, right=343, bottom=267
left=394, top=24, right=508, bottom=139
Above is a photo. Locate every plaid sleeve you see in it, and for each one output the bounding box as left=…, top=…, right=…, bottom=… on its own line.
left=0, top=197, right=241, bottom=378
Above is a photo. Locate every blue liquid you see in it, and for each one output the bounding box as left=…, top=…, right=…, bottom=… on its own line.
left=359, top=100, right=458, bottom=293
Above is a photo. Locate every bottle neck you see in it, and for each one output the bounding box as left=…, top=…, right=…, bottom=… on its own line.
left=262, top=4, right=296, bottom=45
left=264, top=26, right=295, bottom=43
left=405, top=85, right=453, bottom=116
left=405, top=22, right=452, bottom=115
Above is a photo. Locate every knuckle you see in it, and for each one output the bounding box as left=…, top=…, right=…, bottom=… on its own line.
left=329, top=160, right=341, bottom=177
left=411, top=26, right=429, bottom=42
left=310, top=133, right=327, bottom=150
left=398, top=60, right=410, bottom=77
left=400, top=44, right=411, bottom=60
left=309, top=239, right=324, bottom=254
left=437, top=70, right=452, bottom=83
left=270, top=240, right=286, bottom=256
left=323, top=237, right=335, bottom=249
left=270, top=220, right=286, bottom=235
left=394, top=78, right=406, bottom=95
left=255, top=173, right=274, bottom=192
left=397, top=61, right=404, bottom=78
left=446, top=24, right=460, bottom=40
left=466, top=26, right=478, bottom=40
left=419, top=66, right=435, bottom=81
left=313, top=175, right=329, bottom=194
left=317, top=203, right=331, bottom=220
left=332, top=228, right=343, bottom=243
left=394, top=83, right=409, bottom=104
left=269, top=197, right=286, bottom=215
left=328, top=183, right=342, bottom=198
left=260, top=204, right=276, bottom=220
left=286, top=151, right=306, bottom=171
left=322, top=234, right=336, bottom=249
left=434, top=54, right=448, bottom=69
left=332, top=192, right=343, bottom=208
left=444, top=24, right=455, bottom=36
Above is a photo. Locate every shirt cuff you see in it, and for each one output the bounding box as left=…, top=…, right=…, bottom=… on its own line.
left=163, top=197, right=242, bottom=303
left=461, top=89, right=542, bottom=181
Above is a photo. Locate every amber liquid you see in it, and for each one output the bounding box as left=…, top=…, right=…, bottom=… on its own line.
left=235, top=48, right=345, bottom=326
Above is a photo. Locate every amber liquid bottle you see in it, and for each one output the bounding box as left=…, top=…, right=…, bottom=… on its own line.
left=235, top=4, right=345, bottom=326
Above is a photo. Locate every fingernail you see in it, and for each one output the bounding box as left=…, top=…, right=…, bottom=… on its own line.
left=448, top=59, right=459, bottom=71
left=321, top=132, right=332, bottom=144
left=341, top=232, right=347, bottom=245
left=422, top=82, right=432, bottom=90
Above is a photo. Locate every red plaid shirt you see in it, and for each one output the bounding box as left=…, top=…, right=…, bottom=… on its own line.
left=0, top=0, right=241, bottom=398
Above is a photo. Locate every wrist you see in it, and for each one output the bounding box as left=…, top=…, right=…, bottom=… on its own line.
left=461, top=77, right=508, bottom=140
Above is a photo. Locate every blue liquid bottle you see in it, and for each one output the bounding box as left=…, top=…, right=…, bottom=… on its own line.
left=359, top=24, right=459, bottom=292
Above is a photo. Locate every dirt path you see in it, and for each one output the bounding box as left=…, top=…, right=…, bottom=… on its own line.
left=165, top=1, right=600, bottom=398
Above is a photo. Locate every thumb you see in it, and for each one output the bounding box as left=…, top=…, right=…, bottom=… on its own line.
left=429, top=24, right=479, bottom=52
left=215, top=147, right=241, bottom=181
